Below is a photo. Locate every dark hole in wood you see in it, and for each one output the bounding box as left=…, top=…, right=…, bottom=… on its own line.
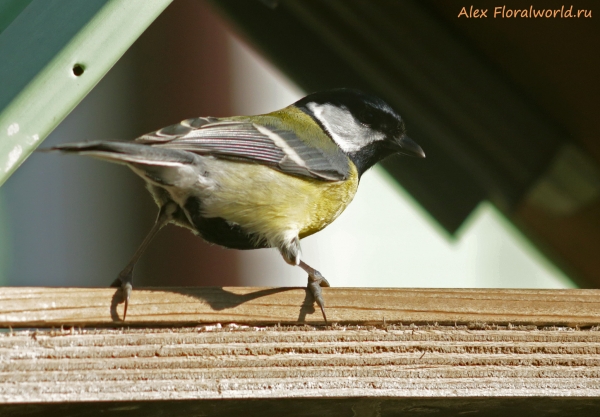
left=73, top=64, right=85, bottom=76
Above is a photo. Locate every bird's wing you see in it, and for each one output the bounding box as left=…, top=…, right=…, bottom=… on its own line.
left=135, top=117, right=350, bottom=181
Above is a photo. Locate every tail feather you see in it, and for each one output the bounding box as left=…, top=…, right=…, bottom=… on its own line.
left=49, top=141, right=196, bottom=166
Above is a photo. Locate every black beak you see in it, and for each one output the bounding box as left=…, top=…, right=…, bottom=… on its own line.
left=395, top=135, right=426, bottom=158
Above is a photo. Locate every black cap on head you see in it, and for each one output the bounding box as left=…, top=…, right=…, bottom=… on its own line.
left=296, top=88, right=406, bottom=138
left=296, top=88, right=424, bottom=176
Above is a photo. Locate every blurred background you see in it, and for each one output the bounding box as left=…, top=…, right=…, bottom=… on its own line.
left=1, top=0, right=598, bottom=290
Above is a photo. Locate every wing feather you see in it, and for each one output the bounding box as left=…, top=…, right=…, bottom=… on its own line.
left=135, top=117, right=349, bottom=181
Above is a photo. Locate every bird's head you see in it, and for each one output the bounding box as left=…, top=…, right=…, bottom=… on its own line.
left=295, top=88, right=425, bottom=176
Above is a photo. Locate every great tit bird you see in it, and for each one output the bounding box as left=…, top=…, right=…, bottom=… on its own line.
left=51, top=88, right=425, bottom=322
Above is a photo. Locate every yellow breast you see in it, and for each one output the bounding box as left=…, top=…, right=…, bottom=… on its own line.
left=298, top=162, right=359, bottom=238
left=198, top=159, right=359, bottom=247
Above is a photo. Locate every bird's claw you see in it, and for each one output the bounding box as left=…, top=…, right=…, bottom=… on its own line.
left=308, top=272, right=329, bottom=324
left=121, top=281, right=132, bottom=320
left=111, top=273, right=133, bottom=321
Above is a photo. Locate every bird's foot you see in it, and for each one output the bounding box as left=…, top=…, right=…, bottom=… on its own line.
left=111, top=271, right=133, bottom=320
left=307, top=271, right=330, bottom=324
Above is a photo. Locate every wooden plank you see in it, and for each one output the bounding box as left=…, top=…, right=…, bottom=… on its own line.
left=2, top=288, right=600, bottom=413
left=2, top=398, right=600, bottom=417
left=1, top=287, right=600, bottom=328
left=1, top=324, right=600, bottom=405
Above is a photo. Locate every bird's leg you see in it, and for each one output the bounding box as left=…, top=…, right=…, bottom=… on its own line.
left=111, top=202, right=175, bottom=319
left=299, top=260, right=330, bottom=323
left=279, top=237, right=329, bottom=323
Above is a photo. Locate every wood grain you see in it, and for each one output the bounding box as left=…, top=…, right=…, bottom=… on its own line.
left=1, top=287, right=600, bottom=328
left=2, top=288, right=600, bottom=413
left=2, top=325, right=600, bottom=404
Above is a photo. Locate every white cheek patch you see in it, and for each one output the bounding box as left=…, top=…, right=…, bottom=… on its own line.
left=306, top=102, right=385, bottom=153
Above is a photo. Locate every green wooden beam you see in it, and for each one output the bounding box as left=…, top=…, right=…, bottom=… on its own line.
left=0, top=0, right=33, bottom=34
left=0, top=0, right=172, bottom=186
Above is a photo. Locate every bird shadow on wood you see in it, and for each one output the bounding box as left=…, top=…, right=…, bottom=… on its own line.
left=110, top=290, right=122, bottom=322
left=297, top=289, right=317, bottom=322
left=109, top=286, right=317, bottom=324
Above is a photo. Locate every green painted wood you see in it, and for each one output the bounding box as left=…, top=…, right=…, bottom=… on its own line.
left=0, top=0, right=172, bottom=186
left=0, top=0, right=32, bottom=34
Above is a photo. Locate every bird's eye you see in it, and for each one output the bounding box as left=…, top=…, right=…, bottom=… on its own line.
left=358, top=108, right=376, bottom=126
